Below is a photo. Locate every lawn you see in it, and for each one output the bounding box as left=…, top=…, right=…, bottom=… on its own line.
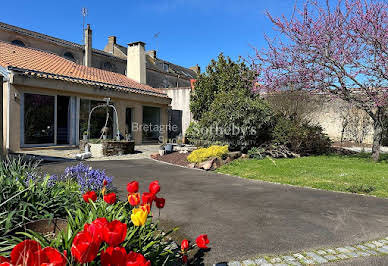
left=216, top=154, right=388, bottom=198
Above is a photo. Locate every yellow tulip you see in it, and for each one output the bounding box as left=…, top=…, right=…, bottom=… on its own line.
left=131, top=208, right=148, bottom=226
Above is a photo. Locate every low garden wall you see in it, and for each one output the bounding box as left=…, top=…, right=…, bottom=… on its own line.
left=102, top=141, right=135, bottom=156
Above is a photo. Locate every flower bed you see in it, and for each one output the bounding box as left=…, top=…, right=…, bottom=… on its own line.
left=0, top=172, right=211, bottom=265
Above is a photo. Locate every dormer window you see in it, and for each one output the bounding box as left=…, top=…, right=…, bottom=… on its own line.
left=163, top=63, right=169, bottom=72
left=11, top=40, right=25, bottom=47
left=64, top=52, right=76, bottom=62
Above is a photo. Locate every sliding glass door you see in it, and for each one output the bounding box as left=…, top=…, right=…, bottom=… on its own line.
left=23, top=93, right=55, bottom=145
left=22, top=93, right=78, bottom=147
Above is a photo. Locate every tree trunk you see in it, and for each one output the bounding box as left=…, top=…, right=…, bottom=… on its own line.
left=372, top=114, right=384, bottom=162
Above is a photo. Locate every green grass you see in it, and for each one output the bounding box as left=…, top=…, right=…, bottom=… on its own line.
left=216, top=153, right=388, bottom=198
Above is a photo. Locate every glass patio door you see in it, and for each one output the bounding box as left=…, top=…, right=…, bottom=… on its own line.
left=23, top=93, right=55, bottom=145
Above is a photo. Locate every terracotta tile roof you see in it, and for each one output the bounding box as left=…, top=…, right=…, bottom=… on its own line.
left=0, top=41, right=168, bottom=97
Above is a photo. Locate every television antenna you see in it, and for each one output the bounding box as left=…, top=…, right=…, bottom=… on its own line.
left=81, top=7, right=88, bottom=43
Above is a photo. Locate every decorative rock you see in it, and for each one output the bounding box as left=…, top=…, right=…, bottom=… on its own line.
left=188, top=163, right=196, bottom=168
left=241, top=153, right=249, bottom=159
left=199, top=158, right=215, bottom=170
left=227, top=151, right=242, bottom=160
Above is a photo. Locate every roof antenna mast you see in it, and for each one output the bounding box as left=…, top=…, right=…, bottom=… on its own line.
left=81, top=7, right=88, bottom=43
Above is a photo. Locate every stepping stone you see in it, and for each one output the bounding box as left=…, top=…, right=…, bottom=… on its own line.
left=242, top=260, right=256, bottom=266
left=324, top=255, right=337, bottom=261
left=282, top=256, right=295, bottom=261
left=325, top=249, right=337, bottom=254
left=366, top=250, right=378, bottom=255
left=356, top=244, right=369, bottom=251
left=316, top=250, right=327, bottom=255
left=365, top=243, right=376, bottom=249
left=373, top=241, right=384, bottom=247
left=293, top=253, right=305, bottom=260
left=337, top=254, right=349, bottom=259
left=254, top=258, right=269, bottom=265
left=336, top=247, right=350, bottom=253
left=377, top=247, right=388, bottom=254
left=270, top=257, right=282, bottom=263
left=356, top=251, right=370, bottom=257
left=346, top=252, right=359, bottom=258
left=305, top=252, right=328, bottom=263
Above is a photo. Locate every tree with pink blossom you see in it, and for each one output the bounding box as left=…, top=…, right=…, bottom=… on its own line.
left=253, top=0, right=388, bottom=161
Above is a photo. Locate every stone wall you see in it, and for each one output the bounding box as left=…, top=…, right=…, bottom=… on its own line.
left=309, top=97, right=374, bottom=144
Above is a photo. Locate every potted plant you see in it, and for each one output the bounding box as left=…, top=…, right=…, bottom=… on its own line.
left=83, top=131, right=88, bottom=141
left=159, top=144, right=165, bottom=156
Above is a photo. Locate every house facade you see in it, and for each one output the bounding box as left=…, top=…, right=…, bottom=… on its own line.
left=0, top=22, right=181, bottom=152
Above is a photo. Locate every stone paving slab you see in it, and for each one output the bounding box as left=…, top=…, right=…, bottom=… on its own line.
left=217, top=236, right=388, bottom=265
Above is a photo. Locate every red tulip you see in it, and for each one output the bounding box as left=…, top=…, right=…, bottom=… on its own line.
left=102, top=220, right=127, bottom=247
left=101, top=246, right=127, bottom=266
left=149, top=180, right=160, bottom=194
left=84, top=217, right=108, bottom=244
left=140, top=203, right=151, bottom=214
left=0, top=257, right=9, bottom=263
left=128, top=193, right=141, bottom=206
left=155, top=197, right=165, bottom=209
left=127, top=181, right=139, bottom=193
left=71, top=231, right=100, bottom=264
left=182, top=254, right=188, bottom=264
left=196, top=234, right=210, bottom=249
left=35, top=247, right=67, bottom=266
left=141, top=192, right=154, bottom=205
left=104, top=193, right=117, bottom=205
left=0, top=262, right=11, bottom=266
left=103, top=179, right=108, bottom=186
left=11, top=240, right=41, bottom=266
left=83, top=191, right=97, bottom=203
left=181, top=239, right=189, bottom=252
left=126, top=251, right=151, bottom=266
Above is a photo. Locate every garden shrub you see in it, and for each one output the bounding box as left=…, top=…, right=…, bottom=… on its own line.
left=272, top=117, right=332, bottom=155
left=199, top=90, right=274, bottom=152
left=187, top=145, right=229, bottom=163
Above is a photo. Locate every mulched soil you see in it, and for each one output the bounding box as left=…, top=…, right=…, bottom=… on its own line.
left=152, top=152, right=190, bottom=167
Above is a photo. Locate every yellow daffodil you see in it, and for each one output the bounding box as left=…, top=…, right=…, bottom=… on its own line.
left=131, top=208, right=148, bottom=226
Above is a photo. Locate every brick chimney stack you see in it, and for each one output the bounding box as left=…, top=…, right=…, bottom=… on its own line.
left=189, top=64, right=201, bottom=75
left=84, top=24, right=92, bottom=67
left=127, top=41, right=146, bottom=84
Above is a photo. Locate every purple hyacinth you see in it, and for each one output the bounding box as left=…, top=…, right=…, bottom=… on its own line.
left=61, top=163, right=113, bottom=192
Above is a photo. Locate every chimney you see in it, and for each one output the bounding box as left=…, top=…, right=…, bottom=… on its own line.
left=84, top=24, right=92, bottom=67
left=189, top=64, right=201, bottom=75
left=127, top=41, right=146, bottom=84
left=146, top=50, right=157, bottom=59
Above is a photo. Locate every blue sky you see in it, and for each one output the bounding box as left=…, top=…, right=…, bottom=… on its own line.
left=2, top=0, right=300, bottom=71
